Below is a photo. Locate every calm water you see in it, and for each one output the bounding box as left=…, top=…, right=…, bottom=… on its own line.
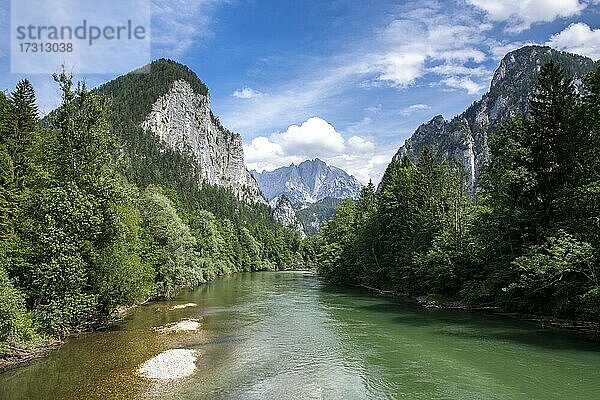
left=1, top=271, right=599, bottom=399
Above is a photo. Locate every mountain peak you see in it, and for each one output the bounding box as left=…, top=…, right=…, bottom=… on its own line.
left=252, top=160, right=362, bottom=207
left=96, top=60, right=266, bottom=205
left=272, top=195, right=305, bottom=237
left=491, top=45, right=595, bottom=91
left=389, top=46, right=596, bottom=194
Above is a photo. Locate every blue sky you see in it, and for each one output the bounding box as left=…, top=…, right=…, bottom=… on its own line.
left=1, top=0, right=599, bottom=184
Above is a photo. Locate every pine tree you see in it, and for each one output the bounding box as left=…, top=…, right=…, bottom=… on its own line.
left=529, top=61, right=578, bottom=196
left=52, top=69, right=115, bottom=185
left=8, top=80, right=38, bottom=188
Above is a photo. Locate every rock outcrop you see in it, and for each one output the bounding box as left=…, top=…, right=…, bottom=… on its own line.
left=272, top=196, right=306, bottom=237
left=388, top=46, right=596, bottom=193
left=141, top=79, right=266, bottom=205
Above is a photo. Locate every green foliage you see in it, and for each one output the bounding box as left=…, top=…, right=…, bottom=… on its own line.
left=0, top=63, right=306, bottom=358
left=296, top=197, right=344, bottom=235
left=140, top=186, right=203, bottom=296
left=316, top=199, right=358, bottom=284
left=315, top=62, right=600, bottom=322
left=7, top=80, right=38, bottom=189
left=0, top=263, right=39, bottom=355
left=52, top=69, right=115, bottom=184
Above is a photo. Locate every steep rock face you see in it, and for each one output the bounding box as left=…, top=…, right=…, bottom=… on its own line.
left=252, top=158, right=362, bottom=208
left=272, top=196, right=306, bottom=237
left=390, top=46, right=596, bottom=192
left=141, top=80, right=266, bottom=204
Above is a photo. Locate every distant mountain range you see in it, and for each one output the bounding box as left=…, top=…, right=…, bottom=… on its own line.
left=251, top=159, right=362, bottom=234
left=251, top=158, right=362, bottom=208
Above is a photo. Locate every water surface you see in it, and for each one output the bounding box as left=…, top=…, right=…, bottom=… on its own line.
left=1, top=271, right=599, bottom=399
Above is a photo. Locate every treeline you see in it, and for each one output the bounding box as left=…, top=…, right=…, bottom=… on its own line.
left=313, top=61, right=600, bottom=322
left=0, top=71, right=303, bottom=356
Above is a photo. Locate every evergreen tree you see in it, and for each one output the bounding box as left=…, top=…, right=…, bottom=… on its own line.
left=8, top=80, right=38, bottom=189
left=52, top=69, right=115, bottom=185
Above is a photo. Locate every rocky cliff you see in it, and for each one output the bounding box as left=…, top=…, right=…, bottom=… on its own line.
left=272, top=196, right=306, bottom=237
left=96, top=59, right=266, bottom=206
left=389, top=46, right=596, bottom=192
left=141, top=80, right=265, bottom=204
left=252, top=158, right=362, bottom=208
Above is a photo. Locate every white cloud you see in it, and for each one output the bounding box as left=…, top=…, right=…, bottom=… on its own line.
left=273, top=117, right=345, bottom=155
left=364, top=104, right=383, bottom=113
left=547, top=23, right=600, bottom=60
left=347, top=136, right=375, bottom=152
left=232, top=87, right=264, bottom=99
left=467, top=0, right=588, bottom=33
left=244, top=117, right=388, bottom=184
left=363, top=12, right=491, bottom=93
left=151, top=0, right=223, bottom=56
left=401, top=104, right=431, bottom=116
left=441, top=76, right=486, bottom=95
left=371, top=52, right=427, bottom=87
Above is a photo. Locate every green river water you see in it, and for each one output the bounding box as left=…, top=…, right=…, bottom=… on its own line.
left=1, top=271, right=599, bottom=399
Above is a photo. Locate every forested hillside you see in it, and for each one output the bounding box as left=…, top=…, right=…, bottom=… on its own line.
left=314, top=61, right=600, bottom=322
left=0, top=63, right=304, bottom=358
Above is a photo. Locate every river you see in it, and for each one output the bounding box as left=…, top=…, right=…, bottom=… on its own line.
left=1, top=271, right=599, bottom=399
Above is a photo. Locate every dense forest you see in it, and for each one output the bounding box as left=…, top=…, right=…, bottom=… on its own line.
left=314, top=61, right=600, bottom=322
left=0, top=66, right=304, bottom=357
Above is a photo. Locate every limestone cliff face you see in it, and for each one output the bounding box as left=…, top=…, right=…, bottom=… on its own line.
left=272, top=196, right=306, bottom=237
left=141, top=80, right=266, bottom=205
left=389, top=46, right=596, bottom=193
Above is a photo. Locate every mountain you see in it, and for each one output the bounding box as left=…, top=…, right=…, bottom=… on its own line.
left=272, top=196, right=306, bottom=237
left=387, top=46, right=597, bottom=192
left=296, top=197, right=345, bottom=235
left=251, top=158, right=362, bottom=208
left=95, top=59, right=266, bottom=205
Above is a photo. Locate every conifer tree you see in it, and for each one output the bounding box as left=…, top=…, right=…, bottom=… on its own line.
left=8, top=80, right=38, bottom=188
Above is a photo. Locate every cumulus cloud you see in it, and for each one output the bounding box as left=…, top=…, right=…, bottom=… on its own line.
left=232, top=87, right=264, bottom=99
left=272, top=117, right=345, bottom=155
left=347, top=136, right=376, bottom=152
left=547, top=23, right=600, bottom=60
left=467, top=0, right=588, bottom=33
left=244, top=117, right=388, bottom=184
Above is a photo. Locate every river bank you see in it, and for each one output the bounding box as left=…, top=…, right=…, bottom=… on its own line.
left=2, top=271, right=600, bottom=400
left=0, top=270, right=312, bottom=373
left=360, top=284, right=600, bottom=338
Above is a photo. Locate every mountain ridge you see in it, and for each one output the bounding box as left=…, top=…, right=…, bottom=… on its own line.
left=251, top=158, right=362, bottom=208
left=386, top=45, right=597, bottom=192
